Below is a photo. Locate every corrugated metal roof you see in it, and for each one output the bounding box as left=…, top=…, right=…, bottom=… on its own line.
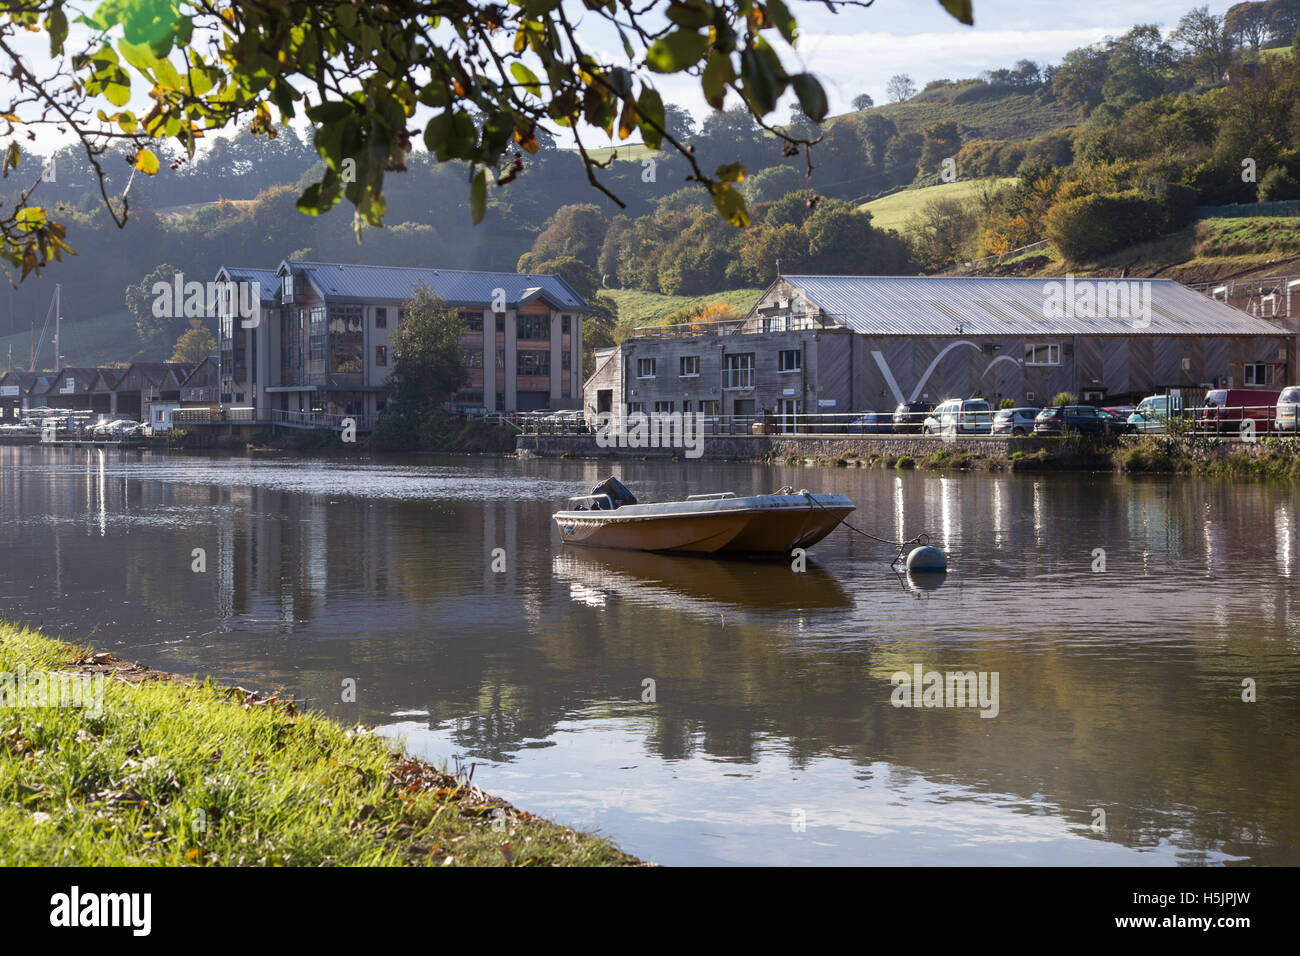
left=775, top=275, right=1287, bottom=336
left=219, top=267, right=280, bottom=302
left=285, top=261, right=588, bottom=311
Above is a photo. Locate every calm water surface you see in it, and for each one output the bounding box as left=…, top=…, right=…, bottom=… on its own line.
left=1, top=445, right=1297, bottom=865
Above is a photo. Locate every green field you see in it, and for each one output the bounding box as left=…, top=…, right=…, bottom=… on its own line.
left=859, top=178, right=1015, bottom=232
left=604, top=286, right=766, bottom=329
left=828, top=84, right=1080, bottom=142
left=0, top=310, right=155, bottom=370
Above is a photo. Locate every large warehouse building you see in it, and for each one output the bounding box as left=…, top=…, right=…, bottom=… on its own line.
left=585, top=275, right=1293, bottom=426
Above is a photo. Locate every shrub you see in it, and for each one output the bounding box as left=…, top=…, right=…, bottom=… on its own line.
left=895, top=455, right=916, bottom=469
left=999, top=398, right=1015, bottom=409
left=1044, top=191, right=1165, bottom=261
left=1052, top=391, right=1077, bottom=406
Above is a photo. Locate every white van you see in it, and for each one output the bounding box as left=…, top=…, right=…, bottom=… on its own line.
left=1128, top=394, right=1183, bottom=434
left=922, top=398, right=992, bottom=435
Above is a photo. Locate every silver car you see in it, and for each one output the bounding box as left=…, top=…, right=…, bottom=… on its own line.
left=1275, top=386, right=1300, bottom=433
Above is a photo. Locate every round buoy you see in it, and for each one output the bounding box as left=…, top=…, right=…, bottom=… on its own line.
left=906, top=544, right=948, bottom=572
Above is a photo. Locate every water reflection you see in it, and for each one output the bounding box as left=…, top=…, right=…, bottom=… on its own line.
left=1, top=445, right=1298, bottom=865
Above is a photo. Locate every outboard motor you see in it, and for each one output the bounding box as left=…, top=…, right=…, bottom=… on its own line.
left=590, top=476, right=637, bottom=509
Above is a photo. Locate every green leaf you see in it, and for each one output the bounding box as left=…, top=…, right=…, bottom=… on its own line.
left=711, top=183, right=750, bottom=228
left=46, top=7, right=69, bottom=57
left=701, top=51, right=732, bottom=110
left=470, top=168, right=487, bottom=224
left=715, top=161, right=746, bottom=183
left=509, top=62, right=541, bottom=97
left=791, top=73, right=828, bottom=123
left=646, top=30, right=710, bottom=74
left=636, top=87, right=665, bottom=150
left=666, top=0, right=713, bottom=29
left=740, top=46, right=780, bottom=116
left=937, top=0, right=974, bottom=25
left=765, top=0, right=798, bottom=45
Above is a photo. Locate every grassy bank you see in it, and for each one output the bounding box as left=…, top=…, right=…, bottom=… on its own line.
left=778, top=435, right=1300, bottom=478
left=0, top=624, right=638, bottom=866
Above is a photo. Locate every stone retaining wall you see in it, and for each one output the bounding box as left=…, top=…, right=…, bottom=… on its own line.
left=516, top=433, right=1054, bottom=461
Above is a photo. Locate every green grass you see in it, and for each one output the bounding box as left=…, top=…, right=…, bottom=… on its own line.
left=567, top=143, right=658, bottom=163
left=0, top=310, right=159, bottom=369
left=1192, top=217, right=1300, bottom=257
left=605, top=286, right=766, bottom=329
left=830, top=84, right=1080, bottom=141
left=0, top=624, right=637, bottom=866
left=859, top=178, right=1015, bottom=231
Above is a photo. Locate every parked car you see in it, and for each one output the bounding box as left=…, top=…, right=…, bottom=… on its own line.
left=1096, top=408, right=1135, bottom=434
left=1198, top=388, right=1281, bottom=435
left=847, top=411, right=894, bottom=434
left=1275, top=386, right=1300, bottom=433
left=990, top=407, right=1040, bottom=436
left=892, top=401, right=935, bottom=434
left=1127, top=394, right=1184, bottom=434
left=922, top=398, right=992, bottom=436
left=1034, top=405, right=1131, bottom=436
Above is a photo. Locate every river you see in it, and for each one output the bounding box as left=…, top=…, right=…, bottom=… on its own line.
left=1, top=444, right=1297, bottom=865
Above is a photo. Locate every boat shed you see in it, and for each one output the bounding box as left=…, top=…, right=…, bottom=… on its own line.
left=585, top=275, right=1293, bottom=423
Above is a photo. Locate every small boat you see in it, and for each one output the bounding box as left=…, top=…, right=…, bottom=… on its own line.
left=553, top=477, right=855, bottom=556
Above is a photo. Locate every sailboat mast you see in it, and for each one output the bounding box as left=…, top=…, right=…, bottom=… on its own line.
left=54, top=284, right=61, bottom=372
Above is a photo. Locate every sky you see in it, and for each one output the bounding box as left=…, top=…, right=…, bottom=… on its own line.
left=1, top=0, right=1249, bottom=158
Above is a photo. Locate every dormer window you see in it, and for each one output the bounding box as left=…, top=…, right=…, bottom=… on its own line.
left=282, top=274, right=294, bottom=300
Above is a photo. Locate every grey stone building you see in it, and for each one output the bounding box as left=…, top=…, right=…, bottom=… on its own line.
left=585, top=275, right=1293, bottom=427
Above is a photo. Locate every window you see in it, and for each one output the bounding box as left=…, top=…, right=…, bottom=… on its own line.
left=637, top=358, right=656, bottom=379
left=561, top=350, right=571, bottom=370
left=1244, top=363, right=1275, bottom=385
left=779, top=349, right=801, bottom=373
left=460, top=311, right=482, bottom=332
left=460, top=347, right=483, bottom=368
left=562, top=315, right=571, bottom=335
left=680, top=356, right=700, bottom=377
left=1024, top=343, right=1061, bottom=366
left=375, top=346, right=387, bottom=367
left=765, top=314, right=786, bottom=333
left=734, top=398, right=756, bottom=417
left=281, top=274, right=294, bottom=300
left=517, top=315, right=549, bottom=340
left=495, top=313, right=505, bottom=333
left=626, top=402, right=644, bottom=414
left=653, top=401, right=674, bottom=414
left=517, top=350, right=549, bottom=375
left=308, top=307, right=327, bottom=375
left=724, top=353, right=755, bottom=389
left=698, top=400, right=720, bottom=416
left=375, top=308, right=387, bottom=329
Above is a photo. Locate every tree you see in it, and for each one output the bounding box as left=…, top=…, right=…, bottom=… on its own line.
left=1226, top=2, right=1270, bottom=50
left=1173, top=7, right=1235, bottom=83
left=1264, top=0, right=1300, bottom=43
left=1053, top=45, right=1111, bottom=110
left=387, top=287, right=467, bottom=413
left=0, top=0, right=977, bottom=282
left=886, top=74, right=918, bottom=102
left=852, top=93, right=875, bottom=110
left=126, top=263, right=189, bottom=352
left=517, top=204, right=609, bottom=271
left=918, top=120, right=962, bottom=180
left=170, top=320, right=217, bottom=364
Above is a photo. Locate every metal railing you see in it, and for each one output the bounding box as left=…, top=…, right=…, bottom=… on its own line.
left=522, top=401, right=1300, bottom=439
left=269, top=408, right=375, bottom=431
left=173, top=406, right=256, bottom=424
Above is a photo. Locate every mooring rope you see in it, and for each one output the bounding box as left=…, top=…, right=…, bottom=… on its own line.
left=788, top=488, right=935, bottom=567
